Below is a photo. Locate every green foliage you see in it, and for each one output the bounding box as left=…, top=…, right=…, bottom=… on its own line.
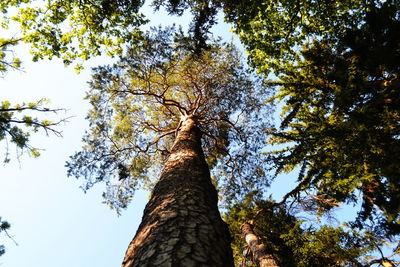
left=267, top=3, right=400, bottom=236
left=0, top=0, right=30, bottom=13
left=224, top=192, right=382, bottom=266
left=1, top=0, right=147, bottom=69
left=66, top=27, right=271, bottom=211
left=0, top=217, right=11, bottom=257
left=0, top=38, right=21, bottom=74
left=0, top=0, right=226, bottom=66
left=0, top=99, right=65, bottom=162
left=281, top=224, right=376, bottom=267
left=220, top=0, right=383, bottom=73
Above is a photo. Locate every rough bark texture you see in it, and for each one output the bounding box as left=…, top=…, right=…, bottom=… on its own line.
left=122, top=115, right=234, bottom=267
left=241, top=222, right=280, bottom=267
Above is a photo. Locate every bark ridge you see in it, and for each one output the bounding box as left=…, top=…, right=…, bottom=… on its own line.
left=122, top=116, right=234, bottom=267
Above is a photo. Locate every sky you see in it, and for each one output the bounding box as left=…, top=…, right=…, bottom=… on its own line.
left=0, top=46, right=149, bottom=266
left=0, top=5, right=249, bottom=267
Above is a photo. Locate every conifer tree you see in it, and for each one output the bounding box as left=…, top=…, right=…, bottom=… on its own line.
left=67, top=28, right=270, bottom=265
left=266, top=3, right=400, bottom=236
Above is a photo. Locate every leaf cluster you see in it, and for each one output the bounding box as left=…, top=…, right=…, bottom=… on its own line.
left=0, top=99, right=65, bottom=162
left=0, top=217, right=11, bottom=257
left=0, top=37, right=21, bottom=74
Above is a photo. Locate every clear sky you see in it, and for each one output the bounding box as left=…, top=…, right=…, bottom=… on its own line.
left=0, top=5, right=246, bottom=267
left=0, top=45, right=149, bottom=266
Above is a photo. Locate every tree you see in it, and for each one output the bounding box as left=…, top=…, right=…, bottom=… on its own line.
left=66, top=28, right=270, bottom=265
left=151, top=0, right=222, bottom=52
left=211, top=2, right=400, bottom=263
left=0, top=99, right=67, bottom=161
left=1, top=14, right=68, bottom=162
left=266, top=3, right=400, bottom=236
left=0, top=38, right=21, bottom=73
left=224, top=192, right=396, bottom=266
left=240, top=222, right=279, bottom=267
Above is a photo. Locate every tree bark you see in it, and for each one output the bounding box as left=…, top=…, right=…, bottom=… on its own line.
left=122, top=115, right=234, bottom=267
left=241, top=222, right=279, bottom=267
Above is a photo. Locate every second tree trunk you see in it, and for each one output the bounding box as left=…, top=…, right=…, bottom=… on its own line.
left=241, top=222, right=279, bottom=267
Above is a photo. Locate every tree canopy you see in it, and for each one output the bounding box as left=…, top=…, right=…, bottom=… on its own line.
left=220, top=0, right=396, bottom=73
left=267, top=3, right=400, bottom=236
left=1, top=0, right=146, bottom=71
left=1, top=0, right=222, bottom=69
left=66, top=27, right=271, bottom=211
left=214, top=1, right=400, bottom=263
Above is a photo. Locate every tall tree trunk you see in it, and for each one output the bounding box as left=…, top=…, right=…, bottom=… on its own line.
left=122, top=115, right=234, bottom=267
left=241, top=222, right=279, bottom=267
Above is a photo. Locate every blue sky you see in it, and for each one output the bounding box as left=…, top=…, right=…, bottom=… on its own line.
left=0, top=47, right=148, bottom=266
left=0, top=6, right=243, bottom=267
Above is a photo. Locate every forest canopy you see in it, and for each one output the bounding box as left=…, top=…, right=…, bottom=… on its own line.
left=1, top=0, right=399, bottom=265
